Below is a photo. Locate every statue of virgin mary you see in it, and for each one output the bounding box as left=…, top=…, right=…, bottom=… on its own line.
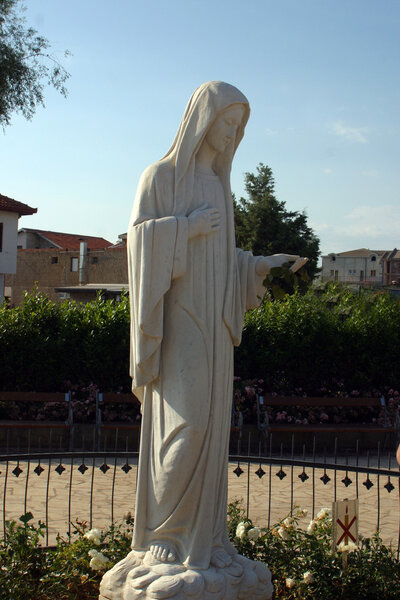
left=100, top=81, right=296, bottom=600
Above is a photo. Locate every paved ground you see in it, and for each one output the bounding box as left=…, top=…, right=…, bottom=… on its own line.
left=1, top=457, right=399, bottom=551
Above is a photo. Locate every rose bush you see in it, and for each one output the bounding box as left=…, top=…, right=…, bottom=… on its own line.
left=228, top=501, right=400, bottom=599
left=0, top=507, right=399, bottom=599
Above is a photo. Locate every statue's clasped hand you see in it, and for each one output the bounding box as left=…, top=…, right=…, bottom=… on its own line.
left=255, top=254, right=299, bottom=276
left=188, top=204, right=220, bottom=239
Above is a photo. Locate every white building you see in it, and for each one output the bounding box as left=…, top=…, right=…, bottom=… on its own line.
left=0, top=194, right=37, bottom=302
left=321, top=248, right=387, bottom=286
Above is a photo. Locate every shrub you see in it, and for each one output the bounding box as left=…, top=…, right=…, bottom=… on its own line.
left=0, top=289, right=131, bottom=393
left=228, top=501, right=400, bottom=599
left=1, top=508, right=398, bottom=600
left=236, top=283, right=400, bottom=396
left=1, top=283, right=399, bottom=401
left=0, top=513, right=133, bottom=600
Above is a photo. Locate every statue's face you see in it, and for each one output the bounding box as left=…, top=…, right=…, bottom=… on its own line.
left=205, top=105, right=244, bottom=154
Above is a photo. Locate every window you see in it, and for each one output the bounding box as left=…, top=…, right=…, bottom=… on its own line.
left=91, top=256, right=98, bottom=264
left=51, top=256, right=58, bottom=264
left=71, top=257, right=79, bottom=272
left=371, top=269, right=376, bottom=277
left=371, top=256, right=376, bottom=262
left=0, top=223, right=3, bottom=252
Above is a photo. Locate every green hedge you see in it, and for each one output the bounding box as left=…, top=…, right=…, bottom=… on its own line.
left=236, top=284, right=400, bottom=395
left=0, top=290, right=131, bottom=392
left=1, top=284, right=399, bottom=395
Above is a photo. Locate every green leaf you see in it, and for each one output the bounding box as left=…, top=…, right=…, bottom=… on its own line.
left=271, top=284, right=287, bottom=300
left=19, top=512, right=34, bottom=524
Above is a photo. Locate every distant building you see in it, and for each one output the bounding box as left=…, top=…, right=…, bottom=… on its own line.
left=381, top=248, right=400, bottom=286
left=0, top=194, right=37, bottom=303
left=5, top=230, right=128, bottom=305
left=321, top=247, right=400, bottom=289
left=320, top=248, right=387, bottom=286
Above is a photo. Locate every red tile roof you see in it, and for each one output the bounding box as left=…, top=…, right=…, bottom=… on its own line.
left=0, top=193, right=37, bottom=216
left=20, top=228, right=112, bottom=250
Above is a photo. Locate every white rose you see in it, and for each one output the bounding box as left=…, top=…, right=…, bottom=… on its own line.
left=346, top=541, right=357, bottom=553
left=286, top=577, right=296, bottom=589
left=283, top=517, right=293, bottom=528
left=88, top=549, right=109, bottom=571
left=277, top=526, right=289, bottom=540
left=303, top=571, right=314, bottom=584
left=235, top=522, right=247, bottom=539
left=337, top=541, right=357, bottom=553
left=307, top=520, right=317, bottom=534
left=84, top=528, right=101, bottom=545
left=296, top=508, right=308, bottom=518
left=315, top=508, right=330, bottom=521
left=247, top=527, right=261, bottom=541
left=90, top=556, right=106, bottom=570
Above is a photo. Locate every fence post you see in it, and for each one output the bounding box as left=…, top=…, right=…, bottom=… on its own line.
left=96, top=392, right=103, bottom=451
left=66, top=391, right=74, bottom=451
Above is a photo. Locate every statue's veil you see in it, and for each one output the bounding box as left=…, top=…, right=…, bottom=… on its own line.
left=160, top=80, right=250, bottom=217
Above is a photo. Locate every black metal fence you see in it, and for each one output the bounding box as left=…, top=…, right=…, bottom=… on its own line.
left=1, top=434, right=399, bottom=557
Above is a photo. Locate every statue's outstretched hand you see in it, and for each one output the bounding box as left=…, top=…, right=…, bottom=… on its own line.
left=188, top=205, right=220, bottom=239
left=255, top=254, right=299, bottom=276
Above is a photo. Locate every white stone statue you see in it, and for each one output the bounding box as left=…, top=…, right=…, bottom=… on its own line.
left=100, top=81, right=298, bottom=600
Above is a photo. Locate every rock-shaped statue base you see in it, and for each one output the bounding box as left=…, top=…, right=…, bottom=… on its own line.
left=99, top=550, right=273, bottom=600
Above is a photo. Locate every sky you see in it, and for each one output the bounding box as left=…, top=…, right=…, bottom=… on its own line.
left=1, top=0, right=399, bottom=256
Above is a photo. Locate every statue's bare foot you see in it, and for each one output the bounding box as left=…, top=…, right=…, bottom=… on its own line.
left=211, top=548, right=233, bottom=568
left=149, top=542, right=177, bottom=563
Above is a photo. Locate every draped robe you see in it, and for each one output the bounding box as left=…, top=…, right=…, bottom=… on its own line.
left=127, top=81, right=265, bottom=570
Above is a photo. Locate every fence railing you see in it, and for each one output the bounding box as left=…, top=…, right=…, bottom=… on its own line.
left=1, top=434, right=399, bottom=557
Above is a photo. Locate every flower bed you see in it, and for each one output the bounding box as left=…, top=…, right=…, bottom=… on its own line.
left=1, top=378, right=398, bottom=429
left=233, top=377, right=400, bottom=427
left=0, top=382, right=141, bottom=425
left=228, top=502, right=400, bottom=598
left=1, top=506, right=399, bottom=600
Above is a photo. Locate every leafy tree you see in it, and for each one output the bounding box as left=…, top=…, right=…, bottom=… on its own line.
left=0, top=0, right=70, bottom=127
left=234, top=163, right=320, bottom=280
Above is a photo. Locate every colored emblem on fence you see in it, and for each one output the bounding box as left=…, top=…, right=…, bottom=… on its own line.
left=332, top=498, right=359, bottom=550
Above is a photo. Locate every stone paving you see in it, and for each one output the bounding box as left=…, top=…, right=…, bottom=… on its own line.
left=1, top=457, right=399, bottom=551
